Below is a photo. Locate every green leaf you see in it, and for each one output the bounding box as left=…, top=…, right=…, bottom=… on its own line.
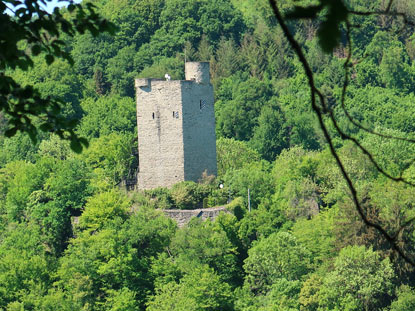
left=79, top=137, right=89, bottom=148
left=67, top=4, right=75, bottom=12
left=15, top=8, right=26, bottom=17
left=39, top=123, right=53, bottom=132
left=316, top=0, right=348, bottom=53
left=31, top=45, right=41, bottom=56
left=5, top=127, right=18, bottom=138
left=317, top=18, right=341, bottom=53
left=68, top=119, right=79, bottom=128
left=16, top=59, right=29, bottom=71
left=285, top=5, right=323, bottom=19
left=45, top=54, right=55, bottom=65
left=22, top=87, right=34, bottom=98
left=50, top=103, right=61, bottom=114
left=28, top=129, right=38, bottom=144
left=70, top=139, right=83, bottom=153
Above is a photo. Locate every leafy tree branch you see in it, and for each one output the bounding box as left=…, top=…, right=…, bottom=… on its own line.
left=0, top=0, right=116, bottom=152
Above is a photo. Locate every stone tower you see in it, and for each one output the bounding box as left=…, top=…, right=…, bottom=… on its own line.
left=135, top=62, right=217, bottom=190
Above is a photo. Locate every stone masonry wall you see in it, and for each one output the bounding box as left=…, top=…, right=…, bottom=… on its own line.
left=182, top=80, right=217, bottom=181
left=162, top=206, right=229, bottom=227
left=135, top=62, right=216, bottom=190
left=135, top=79, right=185, bottom=189
left=185, top=62, right=210, bottom=83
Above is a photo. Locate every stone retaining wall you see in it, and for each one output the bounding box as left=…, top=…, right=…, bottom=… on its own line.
left=162, top=206, right=229, bottom=227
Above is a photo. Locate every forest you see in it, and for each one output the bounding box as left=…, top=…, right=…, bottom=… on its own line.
left=1, top=0, right=415, bottom=310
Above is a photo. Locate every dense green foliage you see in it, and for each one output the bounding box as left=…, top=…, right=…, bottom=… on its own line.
left=1, top=0, right=116, bottom=150
left=1, top=0, right=415, bottom=310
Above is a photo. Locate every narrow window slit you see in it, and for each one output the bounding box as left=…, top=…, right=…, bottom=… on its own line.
left=200, top=99, right=206, bottom=110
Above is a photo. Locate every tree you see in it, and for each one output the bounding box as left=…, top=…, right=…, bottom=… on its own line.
left=104, top=287, right=140, bottom=311
left=243, top=231, right=310, bottom=295
left=147, top=265, right=233, bottom=311
left=235, top=277, right=302, bottom=311
left=81, top=133, right=135, bottom=188
left=25, top=157, right=92, bottom=254
left=389, top=285, right=415, bottom=311
left=37, top=134, right=72, bottom=160
left=1, top=0, right=115, bottom=151
left=11, top=57, right=84, bottom=119
left=77, top=95, right=136, bottom=139
left=223, top=160, right=274, bottom=208
left=106, top=45, right=138, bottom=96
left=78, top=189, right=130, bottom=232
left=216, top=137, right=261, bottom=176
left=0, top=222, right=53, bottom=308
left=0, top=131, right=42, bottom=165
left=211, top=37, right=240, bottom=83
left=319, top=245, right=394, bottom=311
left=169, top=181, right=211, bottom=210
left=271, top=147, right=322, bottom=220
left=291, top=208, right=337, bottom=268
left=136, top=56, right=185, bottom=80
left=4, top=159, right=54, bottom=222
left=215, top=76, right=273, bottom=141
left=268, top=0, right=415, bottom=266
left=98, top=0, right=164, bottom=48
left=146, top=0, right=245, bottom=58
left=57, top=206, right=175, bottom=309
left=169, top=218, right=241, bottom=286
left=42, top=157, right=92, bottom=214
left=249, top=102, right=288, bottom=162
left=277, top=74, right=321, bottom=151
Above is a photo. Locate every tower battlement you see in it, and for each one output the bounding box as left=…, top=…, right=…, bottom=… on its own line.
left=135, top=62, right=217, bottom=190
left=185, top=61, right=210, bottom=84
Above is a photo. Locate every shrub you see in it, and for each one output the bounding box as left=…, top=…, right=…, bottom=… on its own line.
left=170, top=181, right=210, bottom=210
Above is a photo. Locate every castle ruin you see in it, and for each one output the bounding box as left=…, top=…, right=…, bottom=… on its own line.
left=135, top=62, right=217, bottom=190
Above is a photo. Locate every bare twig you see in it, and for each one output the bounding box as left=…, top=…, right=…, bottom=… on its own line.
left=340, top=22, right=415, bottom=144
left=268, top=0, right=415, bottom=266
left=337, top=21, right=415, bottom=184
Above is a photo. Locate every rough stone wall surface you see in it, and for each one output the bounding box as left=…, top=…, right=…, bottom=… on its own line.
left=136, top=79, right=185, bottom=189
left=182, top=81, right=217, bottom=181
left=162, top=206, right=229, bottom=227
left=185, top=62, right=210, bottom=84
left=135, top=62, right=216, bottom=190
